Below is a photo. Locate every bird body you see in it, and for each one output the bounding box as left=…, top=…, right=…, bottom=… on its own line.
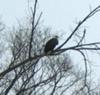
left=44, top=37, right=58, bottom=53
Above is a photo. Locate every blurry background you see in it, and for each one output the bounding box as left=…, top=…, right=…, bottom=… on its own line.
left=0, top=0, right=100, bottom=85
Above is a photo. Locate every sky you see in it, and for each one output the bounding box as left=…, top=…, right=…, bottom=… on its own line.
left=0, top=0, right=100, bottom=83
left=0, top=0, right=100, bottom=42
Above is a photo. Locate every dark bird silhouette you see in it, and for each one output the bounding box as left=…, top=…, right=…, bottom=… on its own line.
left=44, top=36, right=58, bottom=53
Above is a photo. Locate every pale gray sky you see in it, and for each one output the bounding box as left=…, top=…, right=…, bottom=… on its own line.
left=0, top=0, right=99, bottom=29
left=0, top=0, right=100, bottom=82
left=0, top=0, right=100, bottom=41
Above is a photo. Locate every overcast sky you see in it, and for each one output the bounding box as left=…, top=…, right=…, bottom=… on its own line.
left=0, top=0, right=100, bottom=41
left=0, top=0, right=99, bottom=29
left=0, top=0, right=100, bottom=82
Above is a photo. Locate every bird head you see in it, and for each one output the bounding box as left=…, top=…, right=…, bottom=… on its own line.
left=54, top=35, right=59, bottom=39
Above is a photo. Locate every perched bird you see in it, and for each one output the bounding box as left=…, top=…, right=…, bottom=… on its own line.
left=44, top=36, right=58, bottom=53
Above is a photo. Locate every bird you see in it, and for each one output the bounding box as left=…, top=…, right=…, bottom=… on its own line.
left=44, top=36, right=58, bottom=53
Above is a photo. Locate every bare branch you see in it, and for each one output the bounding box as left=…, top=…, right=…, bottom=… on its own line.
left=57, top=5, right=100, bottom=49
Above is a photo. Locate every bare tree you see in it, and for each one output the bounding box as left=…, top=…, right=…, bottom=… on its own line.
left=0, top=0, right=100, bottom=95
